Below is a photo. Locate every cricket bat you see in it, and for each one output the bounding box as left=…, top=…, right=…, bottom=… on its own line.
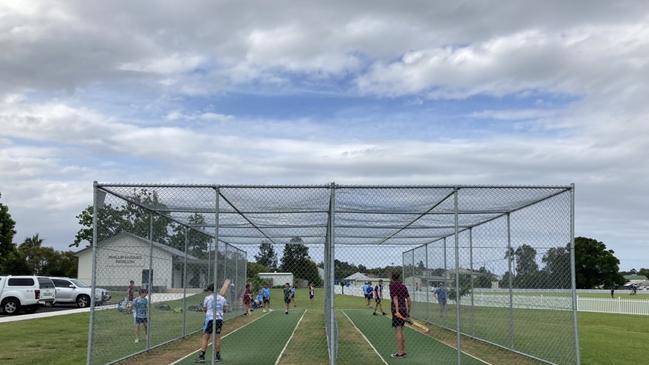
left=219, top=279, right=231, bottom=296
left=406, top=318, right=430, bottom=333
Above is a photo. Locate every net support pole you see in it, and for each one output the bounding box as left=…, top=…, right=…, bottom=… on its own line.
left=443, top=236, right=448, bottom=327
left=207, top=240, right=212, bottom=287
left=469, top=228, right=475, bottom=336
left=425, top=243, right=430, bottom=322
left=146, top=213, right=154, bottom=351
left=86, top=182, right=99, bottom=365
left=327, top=182, right=337, bottom=365
left=506, top=213, right=515, bottom=350
left=235, top=248, right=239, bottom=313
left=212, top=186, right=220, bottom=365
left=223, top=244, right=227, bottom=289
left=570, top=184, right=581, bottom=364
left=454, top=187, right=461, bottom=365
left=183, top=227, right=188, bottom=337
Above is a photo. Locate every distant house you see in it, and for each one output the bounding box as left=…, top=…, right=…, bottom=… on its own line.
left=343, top=272, right=389, bottom=287
left=258, top=272, right=294, bottom=287
left=344, top=272, right=373, bottom=282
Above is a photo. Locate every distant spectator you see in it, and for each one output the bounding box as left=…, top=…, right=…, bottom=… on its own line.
left=433, top=285, right=448, bottom=319
left=132, top=288, right=148, bottom=343
left=127, top=280, right=135, bottom=313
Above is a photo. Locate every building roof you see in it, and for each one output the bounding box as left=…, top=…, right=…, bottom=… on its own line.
left=258, top=272, right=293, bottom=276
left=344, top=272, right=373, bottom=281
left=624, top=274, right=647, bottom=281
left=75, top=231, right=200, bottom=261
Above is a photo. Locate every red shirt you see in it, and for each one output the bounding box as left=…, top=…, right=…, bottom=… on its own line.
left=127, top=284, right=134, bottom=301
left=389, top=281, right=409, bottom=314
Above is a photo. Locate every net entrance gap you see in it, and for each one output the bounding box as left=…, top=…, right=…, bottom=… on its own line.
left=86, top=183, right=580, bottom=365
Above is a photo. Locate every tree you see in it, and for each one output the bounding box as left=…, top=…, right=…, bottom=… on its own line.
left=639, top=268, right=649, bottom=280
left=0, top=193, right=17, bottom=258
left=0, top=194, right=25, bottom=274
left=542, top=245, right=571, bottom=289
left=514, top=244, right=539, bottom=275
left=574, top=237, right=625, bottom=289
left=255, top=240, right=278, bottom=270
left=280, top=237, right=322, bottom=286
left=513, top=244, right=540, bottom=288
left=169, top=213, right=211, bottom=257
left=475, top=266, right=497, bottom=288
left=72, top=189, right=175, bottom=248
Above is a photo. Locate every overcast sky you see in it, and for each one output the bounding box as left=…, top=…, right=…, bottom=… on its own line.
left=0, top=1, right=648, bottom=269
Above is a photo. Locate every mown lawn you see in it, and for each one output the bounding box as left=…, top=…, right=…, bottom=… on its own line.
left=1, top=289, right=648, bottom=365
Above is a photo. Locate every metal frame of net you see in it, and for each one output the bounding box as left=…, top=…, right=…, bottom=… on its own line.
left=86, top=183, right=579, bottom=365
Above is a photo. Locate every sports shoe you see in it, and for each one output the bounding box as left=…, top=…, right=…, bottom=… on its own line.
left=134, top=338, right=139, bottom=343
left=382, top=312, right=387, bottom=316
left=285, top=311, right=288, bottom=315
left=195, top=354, right=205, bottom=363
left=262, top=309, right=267, bottom=313
left=215, top=352, right=221, bottom=362
left=390, top=353, right=407, bottom=358
left=373, top=312, right=377, bottom=316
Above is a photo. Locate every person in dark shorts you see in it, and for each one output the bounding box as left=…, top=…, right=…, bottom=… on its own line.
left=389, top=272, right=411, bottom=359
left=196, top=284, right=228, bottom=363
left=283, top=283, right=291, bottom=314
left=243, top=283, right=252, bottom=315
left=373, top=279, right=386, bottom=316
left=309, top=282, right=315, bottom=305
left=132, top=288, right=148, bottom=343
left=262, top=283, right=271, bottom=312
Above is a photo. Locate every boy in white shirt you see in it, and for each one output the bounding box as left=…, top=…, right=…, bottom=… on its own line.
left=196, top=283, right=228, bottom=363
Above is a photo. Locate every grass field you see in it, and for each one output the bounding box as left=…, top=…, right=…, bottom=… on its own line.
left=1, top=288, right=648, bottom=365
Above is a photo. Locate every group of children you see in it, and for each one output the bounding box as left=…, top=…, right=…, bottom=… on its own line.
left=361, top=280, right=388, bottom=316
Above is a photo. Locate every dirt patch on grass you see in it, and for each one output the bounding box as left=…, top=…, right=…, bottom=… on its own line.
left=118, top=313, right=260, bottom=365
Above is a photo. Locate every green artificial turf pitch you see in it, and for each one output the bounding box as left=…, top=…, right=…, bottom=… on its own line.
left=173, top=309, right=306, bottom=365
left=340, top=310, right=487, bottom=365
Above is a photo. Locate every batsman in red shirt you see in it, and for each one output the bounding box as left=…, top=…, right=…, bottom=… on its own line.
left=389, top=271, right=411, bottom=358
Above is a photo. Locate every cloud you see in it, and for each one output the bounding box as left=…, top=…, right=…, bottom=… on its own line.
left=356, top=25, right=649, bottom=99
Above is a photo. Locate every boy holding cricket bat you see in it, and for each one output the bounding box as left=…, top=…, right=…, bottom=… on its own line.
left=196, top=282, right=228, bottom=363
left=389, top=272, right=411, bottom=359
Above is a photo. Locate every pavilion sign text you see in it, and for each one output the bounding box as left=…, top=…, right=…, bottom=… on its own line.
left=107, top=254, right=144, bottom=266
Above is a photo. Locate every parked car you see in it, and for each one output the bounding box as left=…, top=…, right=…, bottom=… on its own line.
left=0, top=275, right=56, bottom=315
left=50, top=277, right=111, bottom=308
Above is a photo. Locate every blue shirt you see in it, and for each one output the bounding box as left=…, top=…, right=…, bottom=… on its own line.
left=262, top=287, right=271, bottom=299
left=365, top=285, right=373, bottom=295
left=256, top=293, right=263, bottom=302
left=434, top=287, right=448, bottom=301
left=133, top=297, right=148, bottom=318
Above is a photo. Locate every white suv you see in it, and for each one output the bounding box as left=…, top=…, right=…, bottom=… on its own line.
left=50, top=277, right=111, bottom=308
left=0, top=276, right=56, bottom=315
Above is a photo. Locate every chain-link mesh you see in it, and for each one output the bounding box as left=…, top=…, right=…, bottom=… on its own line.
left=87, top=187, right=247, bottom=365
left=86, top=184, right=578, bottom=365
